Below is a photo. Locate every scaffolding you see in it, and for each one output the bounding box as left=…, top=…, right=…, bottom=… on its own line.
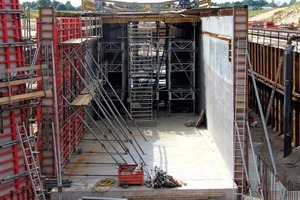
left=153, top=21, right=168, bottom=114
left=52, top=9, right=147, bottom=168
left=128, top=22, right=156, bottom=124
left=168, top=24, right=196, bottom=113
left=99, top=40, right=126, bottom=101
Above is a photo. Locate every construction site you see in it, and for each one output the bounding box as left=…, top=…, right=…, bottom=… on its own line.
left=0, top=0, right=300, bottom=199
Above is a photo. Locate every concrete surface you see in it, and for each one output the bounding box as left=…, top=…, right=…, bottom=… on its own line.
left=199, top=15, right=235, bottom=176
left=52, top=113, right=236, bottom=200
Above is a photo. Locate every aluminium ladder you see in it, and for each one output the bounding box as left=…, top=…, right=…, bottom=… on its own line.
left=128, top=22, right=155, bottom=124
left=233, top=7, right=248, bottom=200
left=16, top=122, right=46, bottom=200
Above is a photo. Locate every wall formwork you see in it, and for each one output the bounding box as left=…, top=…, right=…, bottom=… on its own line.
left=0, top=0, right=32, bottom=199
left=0, top=5, right=87, bottom=199
left=0, top=4, right=251, bottom=199
left=36, top=8, right=86, bottom=177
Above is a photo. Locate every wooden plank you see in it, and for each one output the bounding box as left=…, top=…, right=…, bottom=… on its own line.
left=0, top=90, right=53, bottom=105
left=81, top=24, right=101, bottom=30
left=79, top=16, right=101, bottom=21
left=3, top=65, right=47, bottom=73
left=60, top=38, right=89, bottom=45
left=70, top=79, right=101, bottom=106
left=60, top=36, right=98, bottom=45
left=0, top=76, right=49, bottom=87
left=70, top=94, right=92, bottom=106
left=80, top=79, right=101, bottom=94
left=196, top=109, right=205, bottom=127
left=101, top=16, right=200, bottom=24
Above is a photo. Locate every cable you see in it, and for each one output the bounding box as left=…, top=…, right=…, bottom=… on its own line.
left=91, top=178, right=116, bottom=193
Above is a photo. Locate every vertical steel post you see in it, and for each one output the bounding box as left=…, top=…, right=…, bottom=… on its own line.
left=284, top=42, right=293, bottom=157
left=52, top=43, right=63, bottom=200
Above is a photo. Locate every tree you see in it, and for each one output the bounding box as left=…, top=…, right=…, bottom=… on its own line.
left=51, top=0, right=60, bottom=9
left=21, top=1, right=38, bottom=9
left=66, top=1, right=75, bottom=11
left=37, top=0, right=51, bottom=7
left=289, top=0, right=296, bottom=5
left=56, top=3, right=67, bottom=10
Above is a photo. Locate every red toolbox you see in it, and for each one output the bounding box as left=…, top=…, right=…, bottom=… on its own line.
left=118, top=164, right=144, bottom=187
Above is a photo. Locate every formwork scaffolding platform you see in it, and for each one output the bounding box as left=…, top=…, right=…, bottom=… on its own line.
left=0, top=1, right=48, bottom=199
left=99, top=40, right=126, bottom=101
left=36, top=7, right=103, bottom=180
left=128, top=22, right=155, bottom=124
left=168, top=37, right=196, bottom=113
left=0, top=3, right=254, bottom=200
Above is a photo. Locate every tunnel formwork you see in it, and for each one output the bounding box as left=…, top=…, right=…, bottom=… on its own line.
left=0, top=3, right=250, bottom=200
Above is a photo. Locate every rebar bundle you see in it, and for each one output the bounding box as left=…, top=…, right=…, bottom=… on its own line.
left=149, top=167, right=181, bottom=188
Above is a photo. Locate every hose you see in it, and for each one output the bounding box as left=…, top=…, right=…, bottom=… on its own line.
left=92, top=178, right=116, bottom=193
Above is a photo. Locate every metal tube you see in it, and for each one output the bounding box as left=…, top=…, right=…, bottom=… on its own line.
left=284, top=43, right=293, bottom=157
left=77, top=51, right=145, bottom=155
left=63, top=50, right=137, bottom=164
left=98, top=81, right=146, bottom=154
left=68, top=88, right=127, bottom=154
left=72, top=51, right=146, bottom=164
left=86, top=50, right=147, bottom=141
left=80, top=106, right=127, bottom=163
left=51, top=42, right=63, bottom=200
left=51, top=122, right=60, bottom=198
left=71, top=83, right=116, bottom=138
left=73, top=51, right=130, bottom=142
left=63, top=51, right=128, bottom=153
left=89, top=103, right=125, bottom=144
left=247, top=49, right=278, bottom=176
left=67, top=91, right=127, bottom=159
left=62, top=96, right=122, bottom=164
left=246, top=121, right=264, bottom=200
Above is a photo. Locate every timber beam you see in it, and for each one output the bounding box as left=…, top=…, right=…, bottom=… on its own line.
left=101, top=14, right=200, bottom=24
left=250, top=70, right=300, bottom=101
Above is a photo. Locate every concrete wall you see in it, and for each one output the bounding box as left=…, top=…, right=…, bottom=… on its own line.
left=199, top=16, right=235, bottom=176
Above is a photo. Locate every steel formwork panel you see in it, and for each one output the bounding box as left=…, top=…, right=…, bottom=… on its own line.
left=37, top=8, right=87, bottom=178
left=37, top=7, right=57, bottom=177
left=0, top=1, right=34, bottom=199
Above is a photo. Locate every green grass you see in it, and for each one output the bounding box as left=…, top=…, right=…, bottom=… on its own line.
left=29, top=10, right=39, bottom=18
left=249, top=9, right=266, bottom=17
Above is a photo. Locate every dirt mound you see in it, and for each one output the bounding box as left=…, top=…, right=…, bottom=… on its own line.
left=270, top=3, right=300, bottom=24
left=249, top=3, right=300, bottom=25
left=249, top=7, right=286, bottom=22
